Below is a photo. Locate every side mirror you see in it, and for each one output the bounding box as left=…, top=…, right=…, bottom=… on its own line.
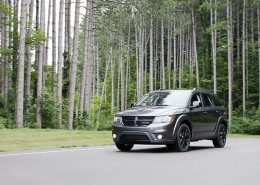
left=130, top=103, right=135, bottom=108
left=190, top=101, right=201, bottom=109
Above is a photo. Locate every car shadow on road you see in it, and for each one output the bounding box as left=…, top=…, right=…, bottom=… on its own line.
left=121, top=146, right=215, bottom=153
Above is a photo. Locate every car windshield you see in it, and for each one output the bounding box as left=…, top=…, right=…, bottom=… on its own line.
left=134, top=91, right=191, bottom=107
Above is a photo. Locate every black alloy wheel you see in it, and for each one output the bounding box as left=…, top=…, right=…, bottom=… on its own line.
left=115, top=143, right=134, bottom=151
left=174, top=124, right=191, bottom=152
left=213, top=123, right=227, bottom=148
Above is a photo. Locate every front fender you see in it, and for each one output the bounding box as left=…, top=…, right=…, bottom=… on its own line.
left=172, top=114, right=191, bottom=137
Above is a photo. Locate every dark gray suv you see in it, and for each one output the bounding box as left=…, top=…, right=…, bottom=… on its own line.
left=112, top=88, right=228, bottom=152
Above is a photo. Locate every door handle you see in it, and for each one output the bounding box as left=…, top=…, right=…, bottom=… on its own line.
left=216, top=111, right=220, bottom=113
left=203, top=112, right=208, bottom=114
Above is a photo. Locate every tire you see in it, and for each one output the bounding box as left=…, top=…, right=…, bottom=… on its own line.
left=174, top=124, right=191, bottom=152
left=115, top=143, right=134, bottom=151
left=213, top=123, right=227, bottom=148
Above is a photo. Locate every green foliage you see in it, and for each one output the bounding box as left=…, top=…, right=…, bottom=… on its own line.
left=74, top=111, right=95, bottom=130
left=232, top=108, right=260, bottom=135
left=232, top=117, right=260, bottom=135
left=91, top=94, right=114, bottom=131
left=0, top=117, right=6, bottom=129
left=25, top=30, right=48, bottom=47
left=41, top=92, right=58, bottom=129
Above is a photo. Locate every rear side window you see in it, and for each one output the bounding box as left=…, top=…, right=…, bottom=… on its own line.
left=202, top=94, right=213, bottom=107
left=211, top=95, right=223, bottom=106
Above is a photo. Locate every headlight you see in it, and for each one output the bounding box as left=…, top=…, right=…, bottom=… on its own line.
left=152, top=115, right=174, bottom=124
left=113, top=116, right=122, bottom=123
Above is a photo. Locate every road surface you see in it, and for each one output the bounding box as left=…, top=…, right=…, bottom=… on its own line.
left=0, top=138, right=260, bottom=185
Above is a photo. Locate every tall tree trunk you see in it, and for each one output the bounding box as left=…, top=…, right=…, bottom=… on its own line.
left=149, top=17, right=153, bottom=92
left=167, top=20, right=172, bottom=89
left=179, top=32, right=183, bottom=89
left=65, top=0, right=71, bottom=53
left=84, top=0, right=94, bottom=112
left=125, top=26, right=131, bottom=108
left=138, top=23, right=144, bottom=97
left=135, top=23, right=139, bottom=98
left=191, top=9, right=199, bottom=87
left=0, top=7, right=3, bottom=95
left=227, top=0, right=233, bottom=127
left=52, top=0, right=57, bottom=96
left=173, top=19, right=177, bottom=89
left=36, top=0, right=46, bottom=127
left=236, top=0, right=240, bottom=75
left=117, top=53, right=120, bottom=109
left=79, top=3, right=90, bottom=116
left=120, top=34, right=125, bottom=111
left=25, top=0, right=34, bottom=114
left=43, top=0, right=51, bottom=92
left=154, top=21, right=158, bottom=90
left=3, top=0, right=9, bottom=103
left=57, top=0, right=64, bottom=129
left=67, top=0, right=81, bottom=130
left=16, top=0, right=30, bottom=128
left=258, top=6, right=260, bottom=108
left=111, top=48, right=114, bottom=113
left=189, top=32, right=194, bottom=87
left=242, top=0, right=246, bottom=117
left=12, top=0, right=19, bottom=91
left=35, top=0, right=39, bottom=81
left=161, top=20, right=165, bottom=89
left=45, top=0, right=52, bottom=67
left=168, top=21, right=172, bottom=89
left=211, top=0, right=217, bottom=94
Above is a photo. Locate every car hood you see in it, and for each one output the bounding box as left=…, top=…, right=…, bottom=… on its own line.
left=116, top=106, right=188, bottom=117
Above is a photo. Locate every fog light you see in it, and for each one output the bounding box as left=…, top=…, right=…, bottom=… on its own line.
left=157, top=134, right=163, bottom=140
left=112, top=134, right=117, bottom=139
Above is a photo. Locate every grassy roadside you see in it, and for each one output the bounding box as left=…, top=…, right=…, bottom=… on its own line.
left=0, top=129, right=259, bottom=152
left=0, top=129, right=113, bottom=152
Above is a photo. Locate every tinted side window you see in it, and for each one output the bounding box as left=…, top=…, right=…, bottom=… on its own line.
left=211, top=95, right=223, bottom=106
left=202, top=94, right=213, bottom=107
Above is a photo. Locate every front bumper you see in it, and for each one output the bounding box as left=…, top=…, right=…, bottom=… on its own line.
left=112, top=121, right=177, bottom=145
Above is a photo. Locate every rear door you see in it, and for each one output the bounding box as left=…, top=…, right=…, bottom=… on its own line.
left=201, top=93, right=216, bottom=131
left=210, top=94, right=225, bottom=130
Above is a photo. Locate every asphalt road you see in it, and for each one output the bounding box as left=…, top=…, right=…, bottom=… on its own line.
left=0, top=138, right=260, bottom=185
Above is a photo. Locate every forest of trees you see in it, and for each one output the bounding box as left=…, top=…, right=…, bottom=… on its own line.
left=0, top=0, right=260, bottom=134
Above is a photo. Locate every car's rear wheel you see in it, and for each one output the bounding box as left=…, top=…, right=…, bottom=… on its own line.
left=174, top=124, right=191, bottom=152
left=115, top=143, right=134, bottom=151
left=213, top=123, right=227, bottom=148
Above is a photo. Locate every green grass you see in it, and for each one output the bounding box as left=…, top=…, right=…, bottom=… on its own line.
left=0, top=129, right=113, bottom=152
left=228, top=134, right=260, bottom=138
left=0, top=129, right=259, bottom=152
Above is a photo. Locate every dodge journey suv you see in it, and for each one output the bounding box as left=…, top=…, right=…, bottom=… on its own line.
left=112, top=88, right=228, bottom=152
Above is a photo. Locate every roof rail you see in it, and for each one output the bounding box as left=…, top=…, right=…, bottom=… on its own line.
left=193, top=87, right=213, bottom=92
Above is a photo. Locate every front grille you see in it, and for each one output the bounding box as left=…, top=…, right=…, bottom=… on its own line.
left=120, top=135, right=150, bottom=143
left=122, top=116, right=155, bottom=127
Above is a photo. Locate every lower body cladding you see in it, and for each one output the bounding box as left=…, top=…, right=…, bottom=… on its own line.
left=112, top=122, right=177, bottom=145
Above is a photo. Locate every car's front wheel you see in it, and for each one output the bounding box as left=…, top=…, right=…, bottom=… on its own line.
left=213, top=123, right=227, bottom=148
left=115, top=143, right=134, bottom=151
left=174, top=124, right=191, bottom=152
